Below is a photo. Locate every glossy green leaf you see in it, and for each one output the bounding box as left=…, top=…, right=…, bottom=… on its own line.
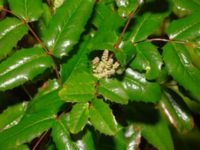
left=59, top=71, right=96, bottom=103
left=163, top=42, right=200, bottom=101
left=88, top=3, right=124, bottom=50
left=114, top=125, right=142, bottom=150
left=36, top=3, right=52, bottom=36
left=89, top=99, right=118, bottom=135
left=122, top=68, right=161, bottom=102
left=69, top=102, right=89, bottom=134
left=36, top=79, right=60, bottom=98
left=159, top=89, right=194, bottom=133
left=76, top=129, right=95, bottom=150
left=130, top=42, right=163, bottom=80
left=52, top=115, right=78, bottom=150
left=8, top=0, right=43, bottom=21
left=60, top=38, right=90, bottom=83
left=0, top=102, right=28, bottom=132
left=0, top=47, right=52, bottom=91
left=186, top=46, right=200, bottom=69
left=0, top=89, right=64, bottom=149
left=99, top=79, right=129, bottom=104
left=167, top=13, right=200, bottom=45
left=142, top=116, right=174, bottom=150
left=115, top=41, right=136, bottom=67
left=42, top=0, right=95, bottom=58
left=59, top=39, right=96, bottom=102
left=116, top=0, right=138, bottom=17
left=172, top=0, right=200, bottom=16
left=129, top=13, right=165, bottom=42
left=0, top=17, right=28, bottom=60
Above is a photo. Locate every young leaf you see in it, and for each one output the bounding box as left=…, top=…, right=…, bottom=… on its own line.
left=89, top=99, right=118, bottom=135
left=42, top=0, right=95, bottom=58
left=69, top=102, right=89, bottom=134
left=52, top=115, right=78, bottom=150
left=0, top=89, right=64, bottom=149
left=122, top=68, right=161, bottom=102
left=99, top=79, right=129, bottom=104
left=163, top=42, right=200, bottom=101
left=141, top=116, right=174, bottom=150
left=129, top=13, right=166, bottom=42
left=0, top=47, right=52, bottom=91
left=0, top=102, right=28, bottom=132
left=8, top=0, right=43, bottom=21
left=0, top=17, right=28, bottom=60
left=159, top=89, right=194, bottom=133
left=130, top=42, right=163, bottom=80
left=167, top=13, right=200, bottom=45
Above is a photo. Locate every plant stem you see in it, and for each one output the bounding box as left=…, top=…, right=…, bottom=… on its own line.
left=114, top=1, right=140, bottom=49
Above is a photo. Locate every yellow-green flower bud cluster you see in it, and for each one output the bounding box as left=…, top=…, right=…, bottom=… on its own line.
left=53, top=0, right=64, bottom=10
left=92, top=50, right=119, bottom=79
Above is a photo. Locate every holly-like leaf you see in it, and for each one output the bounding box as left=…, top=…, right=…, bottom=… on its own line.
left=99, top=79, right=129, bottom=104
left=69, top=102, right=89, bottom=134
left=89, top=99, right=118, bottom=135
left=0, top=89, right=64, bottom=149
left=76, top=129, right=95, bottom=150
left=129, top=13, right=166, bottom=42
left=163, top=42, right=200, bottom=101
left=114, top=125, right=142, bottom=150
left=115, top=0, right=138, bottom=17
left=172, top=0, right=200, bottom=15
left=59, top=71, right=96, bottom=103
left=159, top=89, right=194, bottom=133
left=0, top=102, right=28, bottom=132
left=8, top=0, right=43, bottom=21
left=59, top=39, right=96, bottom=103
left=167, top=13, right=200, bottom=45
left=42, top=0, right=95, bottom=58
left=0, top=47, right=52, bottom=91
left=88, top=3, right=124, bottom=50
left=122, top=68, right=161, bottom=102
left=0, top=17, right=28, bottom=60
left=130, top=42, right=163, bottom=80
left=141, top=116, right=174, bottom=150
left=52, top=115, right=78, bottom=150
left=115, top=41, right=136, bottom=67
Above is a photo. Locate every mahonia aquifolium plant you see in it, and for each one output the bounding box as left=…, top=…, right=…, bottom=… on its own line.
left=92, top=50, right=120, bottom=79
left=0, top=0, right=200, bottom=150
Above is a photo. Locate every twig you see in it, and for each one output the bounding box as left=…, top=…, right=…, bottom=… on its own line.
left=114, top=2, right=140, bottom=49
left=32, top=130, right=49, bottom=150
left=22, top=85, right=32, bottom=99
